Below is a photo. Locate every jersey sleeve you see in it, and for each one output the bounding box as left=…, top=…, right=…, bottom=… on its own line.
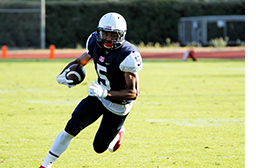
left=119, top=51, right=143, bottom=73
left=85, top=32, right=96, bottom=55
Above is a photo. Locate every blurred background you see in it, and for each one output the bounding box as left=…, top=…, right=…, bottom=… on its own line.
left=0, top=0, right=245, bottom=49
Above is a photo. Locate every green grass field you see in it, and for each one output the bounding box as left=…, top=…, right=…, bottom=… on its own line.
left=0, top=58, right=244, bottom=168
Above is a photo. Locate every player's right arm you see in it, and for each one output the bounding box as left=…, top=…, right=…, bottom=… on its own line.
left=56, top=33, right=94, bottom=87
left=56, top=53, right=92, bottom=88
left=59, top=52, right=92, bottom=74
left=56, top=52, right=92, bottom=88
left=59, top=32, right=95, bottom=74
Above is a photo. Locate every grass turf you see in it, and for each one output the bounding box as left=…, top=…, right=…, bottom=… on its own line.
left=0, top=59, right=244, bottom=167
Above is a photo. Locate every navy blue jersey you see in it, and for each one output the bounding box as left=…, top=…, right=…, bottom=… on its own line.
left=86, top=32, right=142, bottom=92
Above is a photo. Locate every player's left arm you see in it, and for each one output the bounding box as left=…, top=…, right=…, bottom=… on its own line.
left=107, top=72, right=139, bottom=101
left=87, top=51, right=142, bottom=99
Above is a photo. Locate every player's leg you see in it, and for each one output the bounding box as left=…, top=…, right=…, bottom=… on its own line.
left=39, top=96, right=103, bottom=168
left=64, top=96, right=103, bottom=136
left=93, top=110, right=128, bottom=153
left=40, top=130, right=74, bottom=168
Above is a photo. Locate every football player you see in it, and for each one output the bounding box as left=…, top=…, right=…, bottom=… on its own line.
left=39, top=12, right=143, bottom=168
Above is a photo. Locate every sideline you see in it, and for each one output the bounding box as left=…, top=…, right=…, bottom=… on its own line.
left=0, top=47, right=245, bottom=59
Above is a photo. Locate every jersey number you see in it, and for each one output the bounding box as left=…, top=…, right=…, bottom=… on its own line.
left=96, top=63, right=111, bottom=90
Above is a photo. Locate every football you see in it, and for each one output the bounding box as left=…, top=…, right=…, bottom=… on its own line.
left=66, top=64, right=86, bottom=85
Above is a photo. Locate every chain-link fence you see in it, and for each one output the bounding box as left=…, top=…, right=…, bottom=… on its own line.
left=178, top=15, right=245, bottom=46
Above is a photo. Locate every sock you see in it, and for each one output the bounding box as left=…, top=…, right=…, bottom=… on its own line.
left=41, top=152, right=57, bottom=168
left=41, top=130, right=74, bottom=167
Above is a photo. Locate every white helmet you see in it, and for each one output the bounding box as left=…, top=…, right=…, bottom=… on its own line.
left=97, top=12, right=127, bottom=50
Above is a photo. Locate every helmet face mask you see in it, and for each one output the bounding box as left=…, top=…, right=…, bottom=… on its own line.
left=97, top=12, right=127, bottom=50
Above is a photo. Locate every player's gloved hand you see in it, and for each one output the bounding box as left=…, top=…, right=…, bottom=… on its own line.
left=87, top=80, right=108, bottom=98
left=56, top=68, right=75, bottom=88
